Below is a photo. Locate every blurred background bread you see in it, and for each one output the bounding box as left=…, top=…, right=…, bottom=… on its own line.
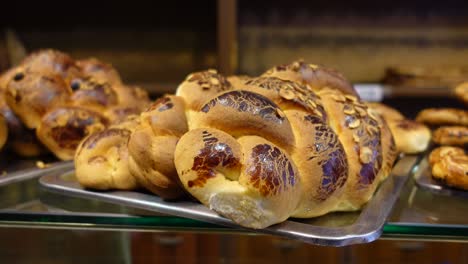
left=0, top=49, right=150, bottom=159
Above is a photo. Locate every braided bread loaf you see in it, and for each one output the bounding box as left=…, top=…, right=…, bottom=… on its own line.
left=0, top=49, right=150, bottom=159
left=75, top=62, right=400, bottom=229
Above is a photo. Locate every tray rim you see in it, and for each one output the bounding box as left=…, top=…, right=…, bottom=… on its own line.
left=38, top=156, right=418, bottom=246
left=0, top=161, right=74, bottom=187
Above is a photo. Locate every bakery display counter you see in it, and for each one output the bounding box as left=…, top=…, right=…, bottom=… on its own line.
left=0, top=154, right=467, bottom=244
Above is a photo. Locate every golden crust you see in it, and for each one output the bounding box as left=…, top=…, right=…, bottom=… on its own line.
left=70, top=77, right=119, bottom=112
left=191, top=90, right=296, bottom=152
left=113, top=84, right=150, bottom=111
left=318, top=88, right=390, bottom=211
left=416, top=108, right=468, bottom=126
left=286, top=110, right=348, bottom=218
left=388, top=119, right=431, bottom=154
left=76, top=57, right=122, bottom=84
left=75, top=127, right=138, bottom=190
left=176, top=70, right=232, bottom=110
left=366, top=102, right=405, bottom=121
left=20, top=49, right=82, bottom=81
left=262, top=60, right=358, bottom=97
left=429, top=146, right=468, bottom=191
left=5, top=69, right=72, bottom=129
left=36, top=106, right=108, bottom=160
left=127, top=95, right=188, bottom=199
left=175, top=128, right=300, bottom=229
left=432, top=126, right=468, bottom=146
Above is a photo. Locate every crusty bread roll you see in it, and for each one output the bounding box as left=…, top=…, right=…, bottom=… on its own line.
left=416, top=108, right=468, bottom=127
left=127, top=95, right=188, bottom=199
left=5, top=69, right=72, bottom=129
left=174, top=72, right=396, bottom=228
left=367, top=102, right=431, bottom=154
left=75, top=115, right=139, bottom=190
left=262, top=60, right=359, bottom=97
left=36, top=106, right=108, bottom=160
left=429, top=146, right=468, bottom=190
left=432, top=126, right=468, bottom=146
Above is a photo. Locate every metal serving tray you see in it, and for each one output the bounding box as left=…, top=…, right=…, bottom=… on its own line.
left=414, top=157, right=468, bottom=198
left=0, top=160, right=73, bottom=187
left=39, top=155, right=418, bottom=246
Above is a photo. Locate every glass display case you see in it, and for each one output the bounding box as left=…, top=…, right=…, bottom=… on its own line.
left=0, top=1, right=467, bottom=263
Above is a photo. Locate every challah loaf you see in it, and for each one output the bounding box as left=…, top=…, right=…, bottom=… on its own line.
left=173, top=69, right=397, bottom=228
left=0, top=49, right=150, bottom=160
left=75, top=62, right=406, bottom=229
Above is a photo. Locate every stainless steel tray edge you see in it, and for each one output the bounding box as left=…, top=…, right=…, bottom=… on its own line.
left=39, top=156, right=418, bottom=246
left=0, top=161, right=74, bottom=187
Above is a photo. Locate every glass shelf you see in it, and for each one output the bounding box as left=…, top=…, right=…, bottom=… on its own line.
left=0, top=156, right=467, bottom=243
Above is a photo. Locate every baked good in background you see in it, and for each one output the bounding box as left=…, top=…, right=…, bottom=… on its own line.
left=416, top=108, right=468, bottom=127
left=454, top=82, right=468, bottom=106
left=383, top=65, right=468, bottom=89
left=0, top=49, right=150, bottom=159
left=0, top=68, right=46, bottom=156
left=367, top=102, right=431, bottom=154
left=432, top=126, right=468, bottom=146
left=429, top=146, right=468, bottom=191
left=75, top=61, right=434, bottom=229
left=262, top=60, right=359, bottom=97
left=415, top=89, right=467, bottom=190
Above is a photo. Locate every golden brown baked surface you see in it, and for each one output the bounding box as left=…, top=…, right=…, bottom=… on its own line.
left=37, top=106, right=108, bottom=160
left=127, top=95, right=188, bottom=199
left=416, top=108, right=468, bottom=127
left=75, top=115, right=139, bottom=190
left=366, top=103, right=431, bottom=154
left=262, top=60, right=359, bottom=97
left=429, top=146, right=468, bottom=191
left=432, top=126, right=468, bottom=146
left=5, top=70, right=72, bottom=129
left=74, top=61, right=398, bottom=229
left=0, top=49, right=149, bottom=159
left=76, top=57, right=122, bottom=84
left=173, top=72, right=396, bottom=228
